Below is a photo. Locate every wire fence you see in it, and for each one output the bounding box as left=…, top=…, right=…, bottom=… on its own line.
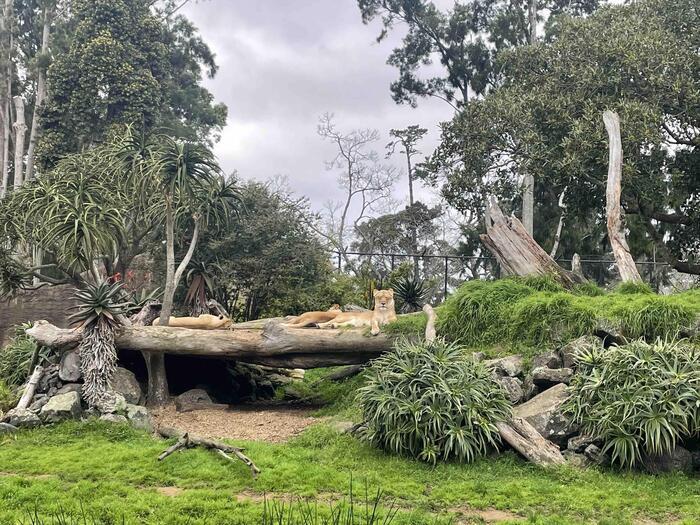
left=333, top=250, right=672, bottom=300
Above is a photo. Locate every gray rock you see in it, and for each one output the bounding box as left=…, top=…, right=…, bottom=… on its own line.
left=100, top=413, right=128, bottom=424
left=521, top=376, right=539, bottom=401
left=559, top=335, right=602, bottom=369
left=531, top=367, right=573, bottom=387
left=267, top=373, right=293, bottom=386
left=40, top=391, right=82, bottom=423
left=55, top=383, right=82, bottom=396
left=584, top=444, right=610, bottom=466
left=28, top=396, right=50, bottom=413
left=514, top=383, right=577, bottom=447
left=471, top=352, right=485, bottom=362
left=567, top=434, right=598, bottom=453
left=59, top=349, right=82, bottom=382
left=112, top=367, right=143, bottom=405
left=485, top=355, right=524, bottom=377
left=37, top=364, right=59, bottom=394
left=496, top=376, right=524, bottom=404
left=6, top=408, right=41, bottom=428
left=532, top=351, right=563, bottom=370
left=126, top=404, right=153, bottom=432
left=563, top=450, right=591, bottom=468
left=96, top=393, right=127, bottom=415
left=643, top=446, right=693, bottom=475
left=0, top=422, right=18, bottom=434
left=175, top=388, right=213, bottom=412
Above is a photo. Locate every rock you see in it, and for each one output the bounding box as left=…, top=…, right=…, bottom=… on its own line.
left=531, top=367, right=573, bottom=387
left=471, top=351, right=485, bottom=362
left=289, top=369, right=305, bottom=380
left=485, top=355, right=524, bottom=377
left=126, top=404, right=153, bottom=432
left=563, top=450, right=591, bottom=468
left=28, top=396, right=50, bottom=413
left=6, top=408, right=41, bottom=428
left=0, top=422, right=18, bottom=434
left=112, top=367, right=143, bottom=405
left=59, top=349, right=82, bottom=382
left=521, top=376, right=539, bottom=401
left=584, top=444, right=609, bottom=466
left=594, top=320, right=625, bottom=347
left=643, top=446, right=693, bottom=474
left=37, top=364, right=59, bottom=394
left=532, top=351, right=563, bottom=370
left=267, top=373, right=293, bottom=386
left=40, top=391, right=82, bottom=423
left=691, top=451, right=700, bottom=471
left=97, top=393, right=128, bottom=414
left=282, top=386, right=303, bottom=400
left=567, top=434, right=598, bottom=453
left=175, top=388, right=214, bottom=412
left=514, top=383, right=577, bottom=447
left=496, top=376, right=524, bottom=404
left=100, top=413, right=128, bottom=424
left=55, top=383, right=82, bottom=396
left=559, top=335, right=602, bottom=368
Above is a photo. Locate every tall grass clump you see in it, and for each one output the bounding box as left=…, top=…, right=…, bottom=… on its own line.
left=608, top=295, right=696, bottom=340
left=564, top=339, right=700, bottom=468
left=615, top=281, right=654, bottom=295
left=357, top=339, right=511, bottom=464
left=0, top=324, right=49, bottom=386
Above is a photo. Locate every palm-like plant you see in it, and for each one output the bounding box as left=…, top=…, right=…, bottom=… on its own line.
left=70, top=281, right=130, bottom=409
left=392, top=276, right=428, bottom=313
left=185, top=261, right=218, bottom=316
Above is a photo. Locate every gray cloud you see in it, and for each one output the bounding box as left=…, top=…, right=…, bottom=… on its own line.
left=182, top=0, right=454, bottom=208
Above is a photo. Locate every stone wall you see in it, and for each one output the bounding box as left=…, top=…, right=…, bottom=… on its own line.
left=0, top=285, right=77, bottom=346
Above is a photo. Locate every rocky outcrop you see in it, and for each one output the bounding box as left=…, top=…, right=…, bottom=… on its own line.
left=513, top=383, right=576, bottom=447
left=643, top=446, right=694, bottom=474
left=40, top=391, right=82, bottom=423
left=531, top=367, right=573, bottom=387
left=112, top=367, right=143, bottom=405
left=496, top=376, right=524, bottom=404
left=559, top=335, right=602, bottom=369
left=5, top=408, right=41, bottom=428
left=126, top=404, right=153, bottom=432
left=58, top=349, right=81, bottom=382
left=485, top=355, right=524, bottom=377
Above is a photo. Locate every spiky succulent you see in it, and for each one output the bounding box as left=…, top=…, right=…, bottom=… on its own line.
left=392, top=276, right=428, bottom=313
left=70, top=281, right=130, bottom=328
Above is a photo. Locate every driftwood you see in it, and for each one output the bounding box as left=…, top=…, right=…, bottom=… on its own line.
left=157, top=426, right=260, bottom=478
left=496, top=417, right=566, bottom=467
left=423, top=304, right=436, bottom=343
left=480, top=200, right=587, bottom=289
left=603, top=111, right=643, bottom=283
left=15, top=365, right=44, bottom=410
left=27, top=320, right=392, bottom=368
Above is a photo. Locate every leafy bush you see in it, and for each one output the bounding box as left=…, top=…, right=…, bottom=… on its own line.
left=564, top=339, right=700, bottom=468
left=0, top=379, right=17, bottom=413
left=357, top=339, right=511, bottom=464
left=615, top=281, right=654, bottom=295
left=610, top=296, right=695, bottom=340
left=0, top=324, right=48, bottom=386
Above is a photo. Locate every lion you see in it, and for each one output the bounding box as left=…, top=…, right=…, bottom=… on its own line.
left=282, top=304, right=342, bottom=328
left=152, top=313, right=232, bottom=330
left=317, top=289, right=396, bottom=335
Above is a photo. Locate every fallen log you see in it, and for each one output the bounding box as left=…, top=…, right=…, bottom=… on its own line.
left=496, top=417, right=566, bottom=467
left=16, top=365, right=44, bottom=410
left=480, top=200, right=587, bottom=289
left=26, top=319, right=392, bottom=368
left=157, top=425, right=260, bottom=478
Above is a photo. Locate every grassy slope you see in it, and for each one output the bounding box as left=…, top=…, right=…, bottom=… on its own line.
left=0, top=421, right=698, bottom=525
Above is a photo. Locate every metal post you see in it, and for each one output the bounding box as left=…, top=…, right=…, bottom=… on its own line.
left=390, top=254, right=395, bottom=272
left=444, top=256, right=449, bottom=298
left=337, top=252, right=341, bottom=272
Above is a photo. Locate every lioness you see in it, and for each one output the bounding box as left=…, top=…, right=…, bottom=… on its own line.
left=152, top=313, right=232, bottom=330
left=318, top=289, right=396, bottom=335
left=282, top=304, right=342, bottom=328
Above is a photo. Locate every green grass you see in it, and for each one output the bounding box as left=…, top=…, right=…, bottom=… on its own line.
left=0, top=421, right=698, bottom=524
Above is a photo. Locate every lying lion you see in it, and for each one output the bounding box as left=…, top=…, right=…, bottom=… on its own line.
left=282, top=304, right=342, bottom=328
left=152, top=313, right=232, bottom=329
left=318, top=289, right=396, bottom=335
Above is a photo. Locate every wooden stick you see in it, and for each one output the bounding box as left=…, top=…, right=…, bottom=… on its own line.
left=423, top=304, right=436, bottom=343
left=157, top=434, right=189, bottom=461
left=16, top=365, right=44, bottom=410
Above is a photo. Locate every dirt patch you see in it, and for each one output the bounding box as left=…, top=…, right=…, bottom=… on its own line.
left=0, top=472, right=54, bottom=480
left=450, top=505, right=523, bottom=523
left=152, top=403, right=320, bottom=443
left=155, top=486, right=184, bottom=497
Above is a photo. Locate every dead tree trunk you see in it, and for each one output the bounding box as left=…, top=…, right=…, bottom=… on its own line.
left=496, top=417, right=565, bottom=467
left=602, top=110, right=643, bottom=283
left=480, top=199, right=586, bottom=288
left=12, top=95, right=25, bottom=188
left=15, top=365, right=43, bottom=410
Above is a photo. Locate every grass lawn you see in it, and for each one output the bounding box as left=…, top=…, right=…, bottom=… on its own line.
left=0, top=420, right=698, bottom=525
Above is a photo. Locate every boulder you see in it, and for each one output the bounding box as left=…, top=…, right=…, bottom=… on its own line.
left=55, top=383, right=82, bottom=396
left=532, top=351, right=563, bottom=370
left=28, top=395, right=50, bottom=413
left=531, top=367, right=573, bottom=387
left=126, top=404, right=153, bottom=432
left=563, top=450, right=591, bottom=468
left=521, top=376, right=539, bottom=401
left=485, top=355, right=524, bottom=377
left=567, top=434, right=598, bottom=453
left=40, top=391, right=82, bottom=423
left=513, top=383, right=576, bottom=447
left=559, top=335, right=602, bottom=369
left=112, top=367, right=143, bottom=405
left=584, top=444, right=610, bottom=466
left=0, top=422, right=18, bottom=434
left=174, top=388, right=227, bottom=412
left=37, top=364, right=59, bottom=394
left=6, top=408, right=41, bottom=428
left=97, top=393, right=128, bottom=415
left=643, top=446, right=693, bottom=475
left=100, top=413, right=128, bottom=424
left=59, top=349, right=82, bottom=382
left=496, top=376, right=524, bottom=404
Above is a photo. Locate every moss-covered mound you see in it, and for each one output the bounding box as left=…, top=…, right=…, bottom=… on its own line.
left=385, top=277, right=700, bottom=349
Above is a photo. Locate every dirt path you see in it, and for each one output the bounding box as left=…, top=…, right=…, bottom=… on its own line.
left=152, top=403, right=321, bottom=443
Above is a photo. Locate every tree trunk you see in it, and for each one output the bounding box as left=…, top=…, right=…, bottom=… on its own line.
left=602, top=111, right=643, bottom=283
left=496, top=417, right=566, bottom=467
left=521, top=173, right=534, bottom=237
left=0, top=0, right=11, bottom=199
left=480, top=199, right=586, bottom=288
left=549, top=187, right=567, bottom=259
left=15, top=365, right=44, bottom=410
left=12, top=95, right=25, bottom=188
left=24, top=4, right=52, bottom=182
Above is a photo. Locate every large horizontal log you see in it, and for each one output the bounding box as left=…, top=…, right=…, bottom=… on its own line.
left=26, top=319, right=392, bottom=368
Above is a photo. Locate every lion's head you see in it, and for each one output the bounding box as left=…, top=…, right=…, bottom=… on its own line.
left=373, top=289, right=395, bottom=312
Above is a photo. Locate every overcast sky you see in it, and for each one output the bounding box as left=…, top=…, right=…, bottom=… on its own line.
left=181, top=0, right=455, bottom=211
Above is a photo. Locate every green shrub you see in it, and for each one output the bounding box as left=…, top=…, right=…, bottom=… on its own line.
left=615, top=281, right=654, bottom=295
left=357, top=339, right=511, bottom=464
left=564, top=339, right=700, bottom=468
left=516, top=275, right=566, bottom=293
left=0, top=379, right=17, bottom=413
left=572, top=282, right=606, bottom=297
left=0, top=324, right=48, bottom=386
left=610, top=296, right=695, bottom=340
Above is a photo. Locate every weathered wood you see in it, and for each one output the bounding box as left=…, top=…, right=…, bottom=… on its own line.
left=157, top=425, right=260, bottom=478
left=603, top=111, right=643, bottom=283
left=496, top=417, right=566, bottom=467
left=27, top=319, right=392, bottom=368
left=423, top=304, right=436, bottom=343
left=480, top=200, right=587, bottom=288
left=16, top=365, right=43, bottom=410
